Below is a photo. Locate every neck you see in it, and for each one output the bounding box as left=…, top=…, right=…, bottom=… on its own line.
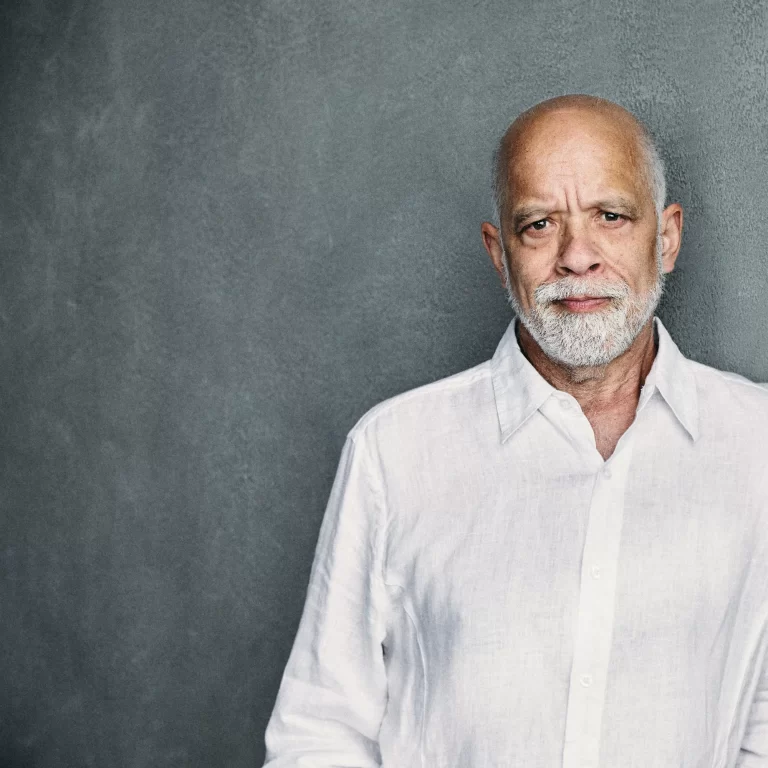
left=517, top=318, right=657, bottom=421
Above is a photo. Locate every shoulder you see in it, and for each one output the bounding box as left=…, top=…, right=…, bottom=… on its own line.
left=687, top=358, right=768, bottom=445
left=689, top=358, right=768, bottom=411
left=347, top=360, right=494, bottom=445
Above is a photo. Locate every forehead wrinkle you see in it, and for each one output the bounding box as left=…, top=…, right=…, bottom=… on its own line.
left=508, top=189, right=647, bottom=242
left=499, top=101, right=652, bottom=224
left=507, top=148, right=648, bottom=224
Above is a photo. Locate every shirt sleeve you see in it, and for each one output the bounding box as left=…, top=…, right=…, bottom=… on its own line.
left=737, top=650, right=768, bottom=766
left=263, top=432, right=389, bottom=767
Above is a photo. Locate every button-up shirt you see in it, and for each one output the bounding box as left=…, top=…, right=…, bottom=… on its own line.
left=264, top=318, right=768, bottom=768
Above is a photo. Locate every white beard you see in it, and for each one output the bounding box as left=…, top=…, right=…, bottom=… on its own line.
left=503, top=240, right=665, bottom=368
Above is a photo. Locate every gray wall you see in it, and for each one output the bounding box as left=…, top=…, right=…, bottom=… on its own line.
left=1, top=0, right=767, bottom=765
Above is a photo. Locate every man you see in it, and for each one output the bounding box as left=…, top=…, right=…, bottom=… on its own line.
left=264, top=95, right=768, bottom=767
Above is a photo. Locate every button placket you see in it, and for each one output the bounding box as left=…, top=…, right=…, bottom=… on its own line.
left=561, top=437, right=636, bottom=768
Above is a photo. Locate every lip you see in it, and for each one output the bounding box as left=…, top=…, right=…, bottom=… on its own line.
left=557, top=296, right=611, bottom=312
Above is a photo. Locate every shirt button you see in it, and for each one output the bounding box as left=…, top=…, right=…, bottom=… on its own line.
left=603, top=466, right=612, bottom=479
left=560, top=399, right=571, bottom=410
left=579, top=674, right=593, bottom=687
left=590, top=565, right=601, bottom=579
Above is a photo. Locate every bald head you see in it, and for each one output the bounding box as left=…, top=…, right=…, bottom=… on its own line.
left=492, top=95, right=666, bottom=229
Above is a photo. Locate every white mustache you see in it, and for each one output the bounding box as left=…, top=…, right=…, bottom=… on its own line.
left=534, top=277, right=630, bottom=304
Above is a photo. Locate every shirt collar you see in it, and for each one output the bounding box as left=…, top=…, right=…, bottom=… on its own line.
left=490, top=320, right=557, bottom=443
left=490, top=316, right=699, bottom=443
left=642, top=317, right=699, bottom=441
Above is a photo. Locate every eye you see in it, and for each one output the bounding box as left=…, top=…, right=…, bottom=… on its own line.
left=523, top=219, right=549, bottom=233
left=601, top=211, right=623, bottom=223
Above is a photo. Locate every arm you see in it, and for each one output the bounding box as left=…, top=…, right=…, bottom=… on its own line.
left=263, top=433, right=389, bottom=767
left=737, top=653, right=768, bottom=767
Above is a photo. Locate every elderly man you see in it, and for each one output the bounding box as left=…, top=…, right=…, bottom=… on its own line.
left=264, top=95, right=768, bottom=767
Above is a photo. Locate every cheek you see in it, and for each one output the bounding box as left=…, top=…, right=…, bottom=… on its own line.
left=601, top=238, right=658, bottom=290
left=628, top=242, right=661, bottom=292
left=507, top=253, right=556, bottom=306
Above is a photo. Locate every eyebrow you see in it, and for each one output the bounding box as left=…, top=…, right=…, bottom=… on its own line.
left=592, top=197, right=642, bottom=218
left=510, top=196, right=642, bottom=231
left=511, top=207, right=550, bottom=231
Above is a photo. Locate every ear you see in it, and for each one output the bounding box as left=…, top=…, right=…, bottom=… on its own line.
left=481, top=222, right=508, bottom=287
left=659, top=203, right=683, bottom=274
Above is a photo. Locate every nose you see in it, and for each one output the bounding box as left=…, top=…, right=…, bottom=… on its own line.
left=556, top=224, right=603, bottom=277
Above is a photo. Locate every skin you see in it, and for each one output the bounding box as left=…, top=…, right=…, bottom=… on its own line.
left=481, top=96, right=684, bottom=460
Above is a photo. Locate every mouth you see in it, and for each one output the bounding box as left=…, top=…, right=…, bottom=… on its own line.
left=555, top=296, right=612, bottom=313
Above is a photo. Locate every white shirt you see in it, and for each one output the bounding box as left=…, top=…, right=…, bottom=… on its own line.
left=264, top=318, right=768, bottom=768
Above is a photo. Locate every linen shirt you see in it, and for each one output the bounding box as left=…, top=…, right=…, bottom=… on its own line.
left=264, top=318, right=768, bottom=768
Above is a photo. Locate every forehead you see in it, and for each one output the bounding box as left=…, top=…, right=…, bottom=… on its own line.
left=505, top=109, right=650, bottom=205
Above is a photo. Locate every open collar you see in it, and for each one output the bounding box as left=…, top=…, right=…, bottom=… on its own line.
left=641, top=317, right=699, bottom=441
left=490, top=320, right=557, bottom=443
left=490, top=317, right=699, bottom=444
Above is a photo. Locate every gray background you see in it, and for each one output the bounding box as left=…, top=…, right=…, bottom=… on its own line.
left=1, top=0, right=767, bottom=765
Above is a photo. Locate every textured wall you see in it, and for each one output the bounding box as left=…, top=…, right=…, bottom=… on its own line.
left=1, top=0, right=767, bottom=765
